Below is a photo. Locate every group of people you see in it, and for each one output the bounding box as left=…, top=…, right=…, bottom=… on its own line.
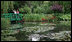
left=12, top=9, right=20, bottom=18
left=13, top=9, right=19, bottom=14
left=12, top=9, right=24, bottom=24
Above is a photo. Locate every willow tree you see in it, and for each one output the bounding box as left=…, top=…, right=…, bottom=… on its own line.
left=8, top=1, right=14, bottom=10
left=1, top=1, right=14, bottom=13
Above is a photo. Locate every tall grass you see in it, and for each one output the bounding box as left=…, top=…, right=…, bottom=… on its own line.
left=1, top=18, right=11, bottom=29
left=23, top=14, right=47, bottom=22
left=23, top=13, right=71, bottom=22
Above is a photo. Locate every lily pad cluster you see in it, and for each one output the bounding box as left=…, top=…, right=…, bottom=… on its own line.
left=23, top=26, right=55, bottom=33
left=48, top=31, right=71, bottom=41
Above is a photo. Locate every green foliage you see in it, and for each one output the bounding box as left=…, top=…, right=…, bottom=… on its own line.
left=1, top=18, right=11, bottom=29
left=33, top=7, right=43, bottom=13
left=59, top=1, right=71, bottom=13
left=57, top=14, right=71, bottom=21
left=23, top=14, right=46, bottom=22
left=33, top=2, right=53, bottom=14
left=1, top=1, right=14, bottom=13
left=43, top=6, right=52, bottom=14
left=19, top=8, right=24, bottom=13
left=41, top=2, right=53, bottom=14
left=23, top=14, right=59, bottom=22
left=19, top=6, right=31, bottom=14
left=60, top=14, right=71, bottom=20
left=23, top=6, right=31, bottom=14
left=1, top=1, right=71, bottom=14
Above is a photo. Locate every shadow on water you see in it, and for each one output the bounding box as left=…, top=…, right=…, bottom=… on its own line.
left=50, top=25, right=71, bottom=33
left=51, top=21, right=71, bottom=33
left=11, top=31, right=30, bottom=41
left=40, top=37, right=56, bottom=41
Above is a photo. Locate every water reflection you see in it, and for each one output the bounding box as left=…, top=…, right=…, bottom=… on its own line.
left=1, top=21, right=71, bottom=41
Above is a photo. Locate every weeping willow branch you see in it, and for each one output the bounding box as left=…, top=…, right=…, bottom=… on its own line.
left=1, top=1, right=14, bottom=13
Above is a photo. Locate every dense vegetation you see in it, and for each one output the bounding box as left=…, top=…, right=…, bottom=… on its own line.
left=1, top=1, right=71, bottom=21
left=1, top=1, right=71, bottom=41
left=1, top=1, right=71, bottom=14
left=1, top=18, right=11, bottom=30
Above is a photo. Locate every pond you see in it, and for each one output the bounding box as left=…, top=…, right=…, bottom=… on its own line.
left=1, top=21, right=71, bottom=41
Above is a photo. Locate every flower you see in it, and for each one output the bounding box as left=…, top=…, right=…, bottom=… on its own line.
left=42, top=18, right=45, bottom=20
left=51, top=4, right=63, bottom=12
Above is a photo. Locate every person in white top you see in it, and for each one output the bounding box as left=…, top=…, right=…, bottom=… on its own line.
left=12, top=10, right=17, bottom=19
left=13, top=10, right=17, bottom=14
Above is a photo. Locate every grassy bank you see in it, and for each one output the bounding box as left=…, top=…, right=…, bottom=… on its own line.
left=23, top=13, right=71, bottom=22
left=23, top=14, right=55, bottom=22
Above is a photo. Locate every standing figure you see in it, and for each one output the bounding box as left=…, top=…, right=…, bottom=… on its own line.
left=16, top=9, right=20, bottom=18
left=16, top=9, right=19, bottom=14
left=13, top=10, right=17, bottom=14
left=16, top=9, right=21, bottom=24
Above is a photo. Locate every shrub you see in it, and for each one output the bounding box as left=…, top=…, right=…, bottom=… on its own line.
left=61, top=1, right=71, bottom=13
left=33, top=7, right=43, bottom=13
left=23, top=14, right=46, bottom=22
left=41, top=4, right=53, bottom=14
left=19, top=6, right=31, bottom=14
left=54, top=13, right=71, bottom=21
left=1, top=18, right=11, bottom=29
left=19, top=8, right=24, bottom=13
left=49, top=1, right=71, bottom=13
left=59, top=14, right=71, bottom=21
left=50, top=4, right=63, bottom=13
left=23, top=6, right=31, bottom=14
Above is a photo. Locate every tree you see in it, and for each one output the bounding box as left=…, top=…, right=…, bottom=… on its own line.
left=1, top=1, right=14, bottom=13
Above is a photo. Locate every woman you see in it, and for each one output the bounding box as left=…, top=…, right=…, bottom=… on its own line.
left=13, top=10, right=17, bottom=14
left=16, top=9, right=19, bottom=14
left=16, top=9, right=20, bottom=18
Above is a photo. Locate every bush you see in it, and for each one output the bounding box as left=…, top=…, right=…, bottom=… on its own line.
left=19, top=6, right=31, bottom=14
left=59, top=14, right=71, bottom=21
left=49, top=1, right=71, bottom=13
left=44, top=7, right=53, bottom=14
left=1, top=18, right=11, bottom=29
left=23, top=6, right=31, bottom=14
left=23, top=14, right=58, bottom=22
left=61, top=1, right=71, bottom=13
left=50, top=4, right=63, bottom=13
left=33, top=4, right=53, bottom=14
left=33, top=7, right=43, bottom=13
left=55, top=13, right=71, bottom=21
left=41, top=3, right=53, bottom=14
left=19, top=8, right=24, bottom=13
left=23, top=14, right=46, bottom=22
